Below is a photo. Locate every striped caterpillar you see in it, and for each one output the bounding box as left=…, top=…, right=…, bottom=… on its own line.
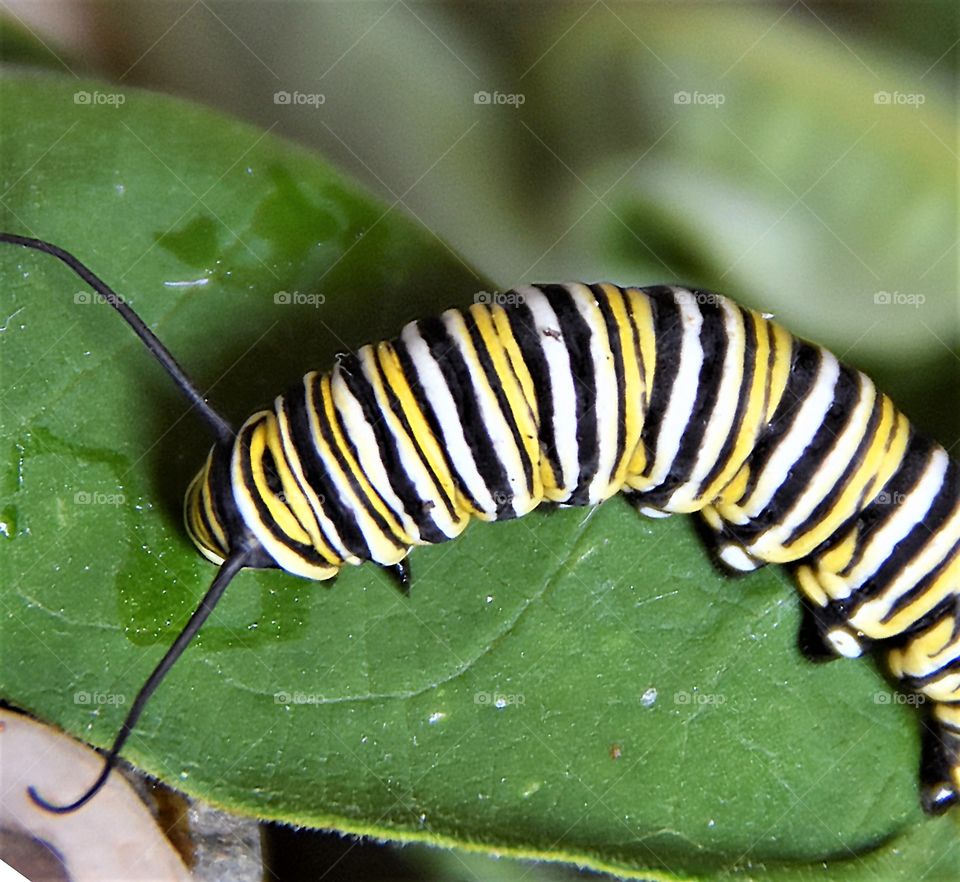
left=2, top=233, right=957, bottom=817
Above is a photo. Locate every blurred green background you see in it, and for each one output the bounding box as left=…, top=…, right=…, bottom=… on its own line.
left=1, top=2, right=957, bottom=880
left=3, top=0, right=956, bottom=446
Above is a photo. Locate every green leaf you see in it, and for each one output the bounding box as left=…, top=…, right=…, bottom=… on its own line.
left=1, top=72, right=956, bottom=881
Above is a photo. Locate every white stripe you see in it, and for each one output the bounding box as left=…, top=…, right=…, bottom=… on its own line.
left=357, top=345, right=466, bottom=540
left=303, top=378, right=409, bottom=565
left=401, top=320, right=498, bottom=514
left=271, top=396, right=357, bottom=563
left=847, top=447, right=950, bottom=591
left=826, top=628, right=864, bottom=658
left=719, top=544, right=760, bottom=572
left=443, top=309, right=534, bottom=517
left=644, top=289, right=704, bottom=490
left=231, top=412, right=350, bottom=578
left=273, top=394, right=352, bottom=561
left=666, top=297, right=744, bottom=510
left=740, top=350, right=840, bottom=521
left=567, top=284, right=619, bottom=504
left=519, top=286, right=580, bottom=499
left=329, top=361, right=421, bottom=543
left=852, top=503, right=959, bottom=630
left=750, top=372, right=877, bottom=556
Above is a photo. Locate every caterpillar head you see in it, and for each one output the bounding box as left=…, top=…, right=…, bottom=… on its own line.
left=185, top=411, right=341, bottom=580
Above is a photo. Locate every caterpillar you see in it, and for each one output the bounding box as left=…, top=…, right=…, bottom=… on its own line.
left=2, top=232, right=957, bottom=818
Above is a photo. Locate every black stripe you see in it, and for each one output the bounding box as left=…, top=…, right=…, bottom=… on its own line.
left=210, top=442, right=248, bottom=554
left=236, top=419, right=330, bottom=566
left=637, top=287, right=684, bottom=481
left=196, top=480, right=226, bottom=558
left=310, top=373, right=405, bottom=553
left=877, top=462, right=958, bottom=623
left=625, top=288, right=648, bottom=395
left=739, top=341, right=823, bottom=503
left=698, top=304, right=758, bottom=495
left=464, top=308, right=534, bottom=504
left=785, top=384, right=886, bottom=544
left=591, top=284, right=627, bottom=487
left=819, top=433, right=944, bottom=627
left=373, top=345, right=462, bottom=527
left=504, top=300, right=561, bottom=492
left=282, top=380, right=371, bottom=560
left=895, top=595, right=960, bottom=645
left=836, top=432, right=938, bottom=578
left=414, top=315, right=514, bottom=518
left=737, top=361, right=862, bottom=543
left=337, top=352, right=448, bottom=544
left=640, top=294, right=728, bottom=506
left=392, top=333, right=486, bottom=515
left=540, top=285, right=598, bottom=505
left=891, top=598, right=960, bottom=691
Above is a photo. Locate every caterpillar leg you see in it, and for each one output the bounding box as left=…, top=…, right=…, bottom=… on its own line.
left=921, top=704, right=960, bottom=814
left=796, top=598, right=855, bottom=662
left=695, top=504, right=766, bottom=574
left=380, top=559, right=412, bottom=595
left=886, top=599, right=960, bottom=812
left=622, top=490, right=673, bottom=521
left=625, top=492, right=768, bottom=574
left=793, top=563, right=873, bottom=658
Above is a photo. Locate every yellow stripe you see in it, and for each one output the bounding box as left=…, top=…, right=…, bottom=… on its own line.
left=776, top=397, right=909, bottom=560
left=887, top=615, right=959, bottom=694
left=934, top=702, right=960, bottom=731
left=795, top=564, right=829, bottom=607
left=199, top=454, right=228, bottom=553
left=356, top=347, right=463, bottom=538
left=184, top=467, right=224, bottom=564
left=698, top=308, right=767, bottom=504
left=765, top=320, right=794, bottom=422
left=601, top=285, right=644, bottom=490
left=490, top=303, right=559, bottom=494
left=249, top=417, right=312, bottom=545
left=317, top=373, right=411, bottom=546
left=624, top=287, right=657, bottom=479
left=470, top=303, right=543, bottom=502
left=376, top=341, right=472, bottom=517
left=819, top=528, right=861, bottom=575
left=273, top=397, right=341, bottom=561
left=852, top=548, right=959, bottom=640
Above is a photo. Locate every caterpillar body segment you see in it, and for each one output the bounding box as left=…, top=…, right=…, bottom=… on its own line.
left=2, top=231, right=956, bottom=817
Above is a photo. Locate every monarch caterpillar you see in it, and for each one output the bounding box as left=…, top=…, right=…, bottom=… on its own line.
left=2, top=233, right=957, bottom=817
